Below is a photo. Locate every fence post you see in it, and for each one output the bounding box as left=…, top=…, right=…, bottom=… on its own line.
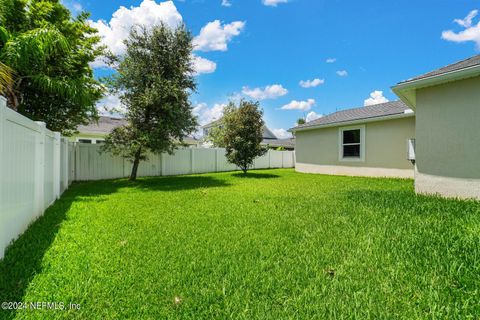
left=190, top=148, right=195, bottom=174
left=161, top=153, right=166, bottom=176
left=215, top=149, right=219, bottom=172
left=53, top=132, right=61, bottom=199
left=0, top=97, right=5, bottom=257
left=34, top=122, right=46, bottom=215
left=62, top=139, right=69, bottom=192
left=268, top=149, right=272, bottom=168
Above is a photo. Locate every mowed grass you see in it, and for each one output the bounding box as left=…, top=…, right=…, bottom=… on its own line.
left=0, top=169, right=479, bottom=319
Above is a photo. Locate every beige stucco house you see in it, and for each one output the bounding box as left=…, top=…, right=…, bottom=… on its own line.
left=292, top=101, right=415, bottom=178
left=393, top=55, right=480, bottom=200
left=292, top=54, right=480, bottom=200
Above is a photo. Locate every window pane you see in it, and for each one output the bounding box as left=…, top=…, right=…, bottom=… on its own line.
left=343, top=144, right=360, bottom=157
left=343, top=129, right=360, bottom=144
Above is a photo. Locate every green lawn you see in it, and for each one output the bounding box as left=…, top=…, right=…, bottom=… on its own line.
left=1, top=169, right=479, bottom=319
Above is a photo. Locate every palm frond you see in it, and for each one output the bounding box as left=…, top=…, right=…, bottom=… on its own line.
left=2, top=27, right=70, bottom=72
left=0, top=61, right=14, bottom=92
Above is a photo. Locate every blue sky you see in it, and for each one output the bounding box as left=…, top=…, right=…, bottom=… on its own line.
left=65, top=0, right=480, bottom=138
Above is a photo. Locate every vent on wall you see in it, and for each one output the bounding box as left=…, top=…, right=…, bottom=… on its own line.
left=407, top=138, right=416, bottom=164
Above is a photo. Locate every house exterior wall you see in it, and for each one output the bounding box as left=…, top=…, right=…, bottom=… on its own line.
left=415, top=75, right=480, bottom=199
left=295, top=116, right=415, bottom=178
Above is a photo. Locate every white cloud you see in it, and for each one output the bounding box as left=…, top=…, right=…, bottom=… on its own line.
left=442, top=10, right=480, bottom=49
left=221, top=0, right=232, bottom=7
left=272, top=128, right=293, bottom=139
left=242, top=84, right=288, bottom=100
left=263, top=0, right=288, bottom=7
left=281, top=99, right=315, bottom=111
left=89, top=0, right=219, bottom=74
left=193, top=20, right=245, bottom=52
left=299, top=78, right=325, bottom=88
left=96, top=93, right=126, bottom=115
left=90, top=0, right=183, bottom=57
left=364, top=90, right=389, bottom=106
left=192, top=55, right=217, bottom=74
left=454, top=9, right=478, bottom=28
left=326, top=58, right=336, bottom=63
left=306, top=111, right=322, bottom=122
left=193, top=102, right=227, bottom=125
left=336, top=70, right=348, bottom=77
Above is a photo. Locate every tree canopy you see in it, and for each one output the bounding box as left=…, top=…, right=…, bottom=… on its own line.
left=0, top=0, right=103, bottom=134
left=102, top=24, right=197, bottom=181
left=223, top=100, right=267, bottom=174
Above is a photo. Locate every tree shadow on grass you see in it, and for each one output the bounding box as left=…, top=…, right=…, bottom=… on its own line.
left=231, top=172, right=280, bottom=179
left=131, top=175, right=231, bottom=192
left=0, top=175, right=230, bottom=320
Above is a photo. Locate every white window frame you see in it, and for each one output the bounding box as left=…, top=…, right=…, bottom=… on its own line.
left=338, top=125, right=365, bottom=162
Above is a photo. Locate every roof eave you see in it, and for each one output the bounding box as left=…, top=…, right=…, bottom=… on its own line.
left=289, top=112, right=414, bottom=133
left=392, top=64, right=480, bottom=109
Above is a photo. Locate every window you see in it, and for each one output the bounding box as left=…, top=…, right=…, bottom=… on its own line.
left=78, top=139, right=92, bottom=144
left=339, top=125, right=365, bottom=161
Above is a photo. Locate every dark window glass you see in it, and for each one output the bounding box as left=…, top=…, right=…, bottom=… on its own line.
left=343, top=129, right=360, bottom=144
left=343, top=145, right=360, bottom=157
left=78, top=139, right=92, bottom=144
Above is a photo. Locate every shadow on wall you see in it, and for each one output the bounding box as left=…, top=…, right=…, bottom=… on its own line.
left=0, top=174, right=230, bottom=320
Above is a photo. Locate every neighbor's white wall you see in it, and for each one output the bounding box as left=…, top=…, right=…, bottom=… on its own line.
left=0, top=98, right=69, bottom=259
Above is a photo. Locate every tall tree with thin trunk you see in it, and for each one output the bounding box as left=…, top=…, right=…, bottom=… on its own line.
left=223, top=100, right=267, bottom=174
left=102, top=24, right=197, bottom=181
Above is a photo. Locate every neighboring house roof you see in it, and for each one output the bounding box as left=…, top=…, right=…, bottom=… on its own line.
left=262, top=138, right=295, bottom=149
left=201, top=118, right=278, bottom=140
left=76, top=116, right=198, bottom=145
left=77, top=116, right=127, bottom=136
left=393, top=54, right=480, bottom=109
left=201, top=118, right=223, bottom=129
left=398, top=54, right=480, bottom=84
left=291, top=100, right=412, bottom=132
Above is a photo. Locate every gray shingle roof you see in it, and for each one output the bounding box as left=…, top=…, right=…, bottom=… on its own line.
left=77, top=116, right=127, bottom=135
left=399, top=54, right=480, bottom=84
left=262, top=138, right=295, bottom=149
left=292, top=100, right=411, bottom=130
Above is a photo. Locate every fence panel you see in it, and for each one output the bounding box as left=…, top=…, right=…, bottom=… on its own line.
left=282, top=151, right=294, bottom=168
left=192, top=148, right=216, bottom=173
left=0, top=98, right=70, bottom=259
left=253, top=152, right=270, bottom=169
left=269, top=150, right=283, bottom=168
left=162, top=149, right=192, bottom=176
left=215, top=149, right=238, bottom=172
left=75, top=144, right=125, bottom=181
left=44, top=132, right=55, bottom=207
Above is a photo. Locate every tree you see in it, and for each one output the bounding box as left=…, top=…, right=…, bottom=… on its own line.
left=102, top=24, right=197, bottom=181
left=297, top=118, right=306, bottom=125
left=206, top=125, right=226, bottom=148
left=223, top=100, right=267, bottom=174
left=0, top=0, right=104, bottom=134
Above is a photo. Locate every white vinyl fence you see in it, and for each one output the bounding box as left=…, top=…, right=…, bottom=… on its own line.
left=0, top=97, right=70, bottom=259
left=0, top=96, right=294, bottom=258
left=73, top=144, right=295, bottom=181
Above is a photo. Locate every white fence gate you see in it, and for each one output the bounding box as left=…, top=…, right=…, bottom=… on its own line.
left=0, top=97, right=295, bottom=258
left=0, top=97, right=70, bottom=259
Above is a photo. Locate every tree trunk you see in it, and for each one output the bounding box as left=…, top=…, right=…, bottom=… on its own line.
left=129, top=147, right=142, bottom=181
